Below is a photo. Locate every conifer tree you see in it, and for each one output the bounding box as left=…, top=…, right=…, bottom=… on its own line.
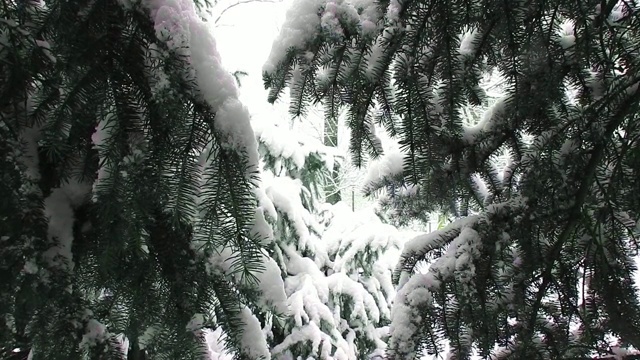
left=1, top=0, right=286, bottom=358
left=263, top=0, right=640, bottom=358
left=253, top=120, right=404, bottom=360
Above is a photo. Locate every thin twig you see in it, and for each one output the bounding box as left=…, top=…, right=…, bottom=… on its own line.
left=214, top=0, right=283, bottom=25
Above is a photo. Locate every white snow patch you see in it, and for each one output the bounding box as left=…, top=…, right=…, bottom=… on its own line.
left=144, top=0, right=260, bottom=178
left=271, top=322, right=333, bottom=359
left=586, top=70, right=605, bottom=100
left=255, top=253, right=289, bottom=314
left=386, top=0, right=402, bottom=23
left=327, top=272, right=380, bottom=323
left=79, top=319, right=107, bottom=349
left=207, top=245, right=236, bottom=277
left=471, top=173, right=490, bottom=204
left=239, top=306, right=271, bottom=359
left=263, top=0, right=324, bottom=74
left=205, top=328, right=235, bottom=360
left=23, top=259, right=38, bottom=274
left=363, top=145, right=404, bottom=189
left=264, top=0, right=383, bottom=74
left=397, top=216, right=479, bottom=287
left=42, top=162, right=92, bottom=271
left=556, top=19, right=576, bottom=49
left=138, top=326, right=158, bottom=350
left=458, top=28, right=479, bottom=56
left=265, top=177, right=313, bottom=249
left=610, top=346, right=640, bottom=360
left=463, top=96, right=509, bottom=144
left=250, top=207, right=275, bottom=245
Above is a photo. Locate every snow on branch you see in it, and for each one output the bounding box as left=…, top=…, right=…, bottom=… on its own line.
left=263, top=0, right=383, bottom=75
left=394, top=216, right=479, bottom=288
left=327, top=272, right=381, bottom=324
left=144, top=0, right=260, bottom=178
left=389, top=220, right=488, bottom=358
left=42, top=168, right=93, bottom=272
left=271, top=322, right=333, bottom=358
left=362, top=144, right=405, bottom=195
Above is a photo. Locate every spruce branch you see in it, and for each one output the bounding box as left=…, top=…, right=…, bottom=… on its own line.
left=264, top=0, right=640, bottom=356
left=526, top=85, right=640, bottom=348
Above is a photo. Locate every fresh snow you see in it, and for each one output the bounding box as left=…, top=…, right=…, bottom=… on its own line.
left=362, top=136, right=405, bottom=190
left=263, top=0, right=325, bottom=74
left=42, top=189, right=75, bottom=271
left=458, top=28, right=479, bottom=56
left=143, top=0, right=260, bottom=177
left=365, top=40, right=385, bottom=80
left=269, top=199, right=404, bottom=359
left=136, top=5, right=287, bottom=357
left=321, top=0, right=381, bottom=38
left=396, top=216, right=479, bottom=288
left=42, top=175, right=92, bottom=271
left=239, top=306, right=271, bottom=360
left=471, top=173, right=490, bottom=204
left=254, top=121, right=332, bottom=171
left=271, top=322, right=333, bottom=358
left=556, top=19, right=576, bottom=49
left=585, top=70, right=605, bottom=99
left=389, top=199, right=533, bottom=359
left=35, top=39, right=57, bottom=63
left=264, top=0, right=386, bottom=75
left=205, top=328, right=235, bottom=360
left=254, top=253, right=289, bottom=314
left=138, top=326, right=159, bottom=350
left=462, top=96, right=508, bottom=144
left=250, top=207, right=275, bottom=245
left=79, top=319, right=108, bottom=349
left=610, top=347, right=640, bottom=360
left=385, top=0, right=402, bottom=23
left=206, top=245, right=238, bottom=279
left=327, top=272, right=380, bottom=323
left=265, top=176, right=315, bottom=249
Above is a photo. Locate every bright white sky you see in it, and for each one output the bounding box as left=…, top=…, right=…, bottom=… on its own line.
left=212, top=0, right=293, bottom=120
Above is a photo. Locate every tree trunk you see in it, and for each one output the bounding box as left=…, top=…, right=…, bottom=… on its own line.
left=324, top=114, right=341, bottom=205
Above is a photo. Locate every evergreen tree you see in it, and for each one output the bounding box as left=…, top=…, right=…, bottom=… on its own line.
left=1, top=0, right=286, bottom=358
left=253, top=120, right=403, bottom=360
left=364, top=73, right=506, bottom=229
left=317, top=201, right=405, bottom=360
left=263, top=0, right=640, bottom=358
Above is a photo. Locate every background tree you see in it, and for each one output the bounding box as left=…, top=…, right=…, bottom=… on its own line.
left=0, top=0, right=286, bottom=358
left=252, top=119, right=404, bottom=359
left=263, top=0, right=640, bottom=358
left=323, top=110, right=342, bottom=205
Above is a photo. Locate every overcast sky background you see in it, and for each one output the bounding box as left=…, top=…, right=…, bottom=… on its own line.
left=212, top=0, right=293, bottom=121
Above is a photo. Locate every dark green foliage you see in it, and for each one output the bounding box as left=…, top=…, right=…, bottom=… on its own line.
left=264, top=0, right=640, bottom=358
left=1, top=0, right=267, bottom=358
